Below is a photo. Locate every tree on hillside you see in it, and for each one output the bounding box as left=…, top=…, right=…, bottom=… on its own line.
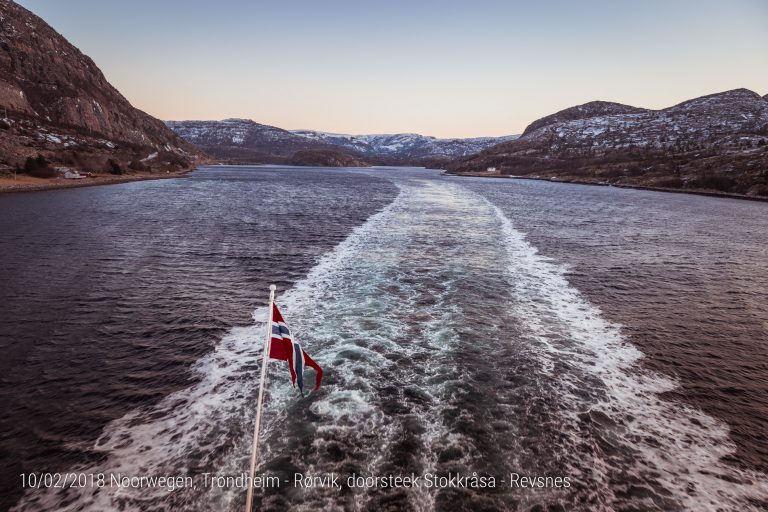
left=107, top=159, right=123, bottom=175
left=23, top=155, right=56, bottom=178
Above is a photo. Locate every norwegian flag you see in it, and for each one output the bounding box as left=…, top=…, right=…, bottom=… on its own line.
left=269, top=303, right=323, bottom=393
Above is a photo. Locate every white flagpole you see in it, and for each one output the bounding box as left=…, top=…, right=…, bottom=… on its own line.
left=244, top=284, right=276, bottom=512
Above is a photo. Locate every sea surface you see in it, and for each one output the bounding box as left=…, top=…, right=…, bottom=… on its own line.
left=0, top=166, right=766, bottom=511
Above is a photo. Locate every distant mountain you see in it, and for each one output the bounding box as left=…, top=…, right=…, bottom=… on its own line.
left=0, top=0, right=200, bottom=172
left=166, top=119, right=517, bottom=165
left=290, top=130, right=519, bottom=160
left=287, top=149, right=368, bottom=167
left=164, top=119, right=339, bottom=162
left=448, top=89, right=768, bottom=197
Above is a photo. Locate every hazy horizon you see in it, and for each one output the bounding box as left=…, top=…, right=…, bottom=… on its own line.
left=16, top=0, right=768, bottom=138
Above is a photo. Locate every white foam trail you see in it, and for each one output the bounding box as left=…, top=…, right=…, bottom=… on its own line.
left=13, top=186, right=412, bottom=512
left=257, top=180, right=477, bottom=512
left=15, top=177, right=767, bottom=512
left=483, top=196, right=768, bottom=511
left=14, top=180, right=471, bottom=512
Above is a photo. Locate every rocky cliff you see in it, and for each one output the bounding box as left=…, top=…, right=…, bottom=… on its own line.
left=0, top=0, right=201, bottom=172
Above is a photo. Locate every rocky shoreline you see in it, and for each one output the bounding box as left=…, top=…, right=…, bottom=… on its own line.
left=0, top=168, right=196, bottom=194
left=443, top=171, right=768, bottom=202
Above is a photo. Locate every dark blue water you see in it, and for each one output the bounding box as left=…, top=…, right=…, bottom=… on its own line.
left=1, top=167, right=766, bottom=511
left=0, top=167, right=397, bottom=511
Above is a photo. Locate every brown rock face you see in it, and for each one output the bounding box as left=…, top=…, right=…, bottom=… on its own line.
left=448, top=89, right=768, bottom=197
left=0, top=0, right=199, bottom=162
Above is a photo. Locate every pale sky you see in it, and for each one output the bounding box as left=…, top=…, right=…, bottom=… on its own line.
left=17, top=0, right=768, bottom=137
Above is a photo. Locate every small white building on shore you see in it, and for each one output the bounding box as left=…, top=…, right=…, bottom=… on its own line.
left=56, top=167, right=85, bottom=179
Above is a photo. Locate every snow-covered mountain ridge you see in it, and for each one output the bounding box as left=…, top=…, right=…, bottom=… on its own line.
left=165, top=118, right=518, bottom=163
left=290, top=129, right=519, bottom=159
left=448, top=89, right=768, bottom=197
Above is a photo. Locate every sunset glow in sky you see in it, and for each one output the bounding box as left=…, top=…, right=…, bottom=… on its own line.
left=18, top=0, right=768, bottom=137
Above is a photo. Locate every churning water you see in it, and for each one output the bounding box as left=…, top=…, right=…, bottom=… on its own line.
left=1, top=167, right=766, bottom=511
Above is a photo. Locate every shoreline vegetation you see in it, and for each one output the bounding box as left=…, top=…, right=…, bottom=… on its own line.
left=442, top=171, right=768, bottom=202
left=0, top=168, right=195, bottom=194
